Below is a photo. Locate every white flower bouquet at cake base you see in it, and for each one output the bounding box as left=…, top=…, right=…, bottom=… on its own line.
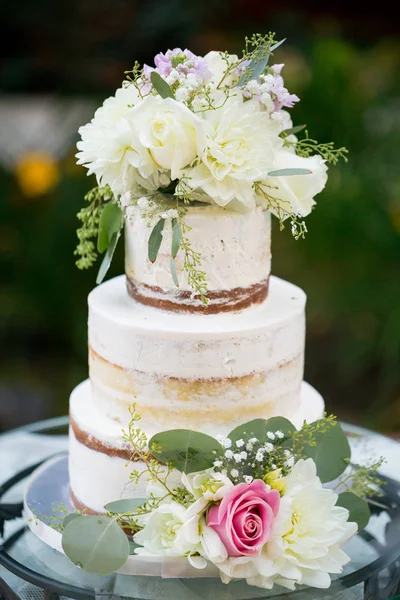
left=73, top=33, right=348, bottom=301
left=60, top=412, right=383, bottom=591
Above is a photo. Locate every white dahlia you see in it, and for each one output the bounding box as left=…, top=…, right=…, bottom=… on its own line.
left=220, top=459, right=357, bottom=590
left=184, top=95, right=283, bottom=209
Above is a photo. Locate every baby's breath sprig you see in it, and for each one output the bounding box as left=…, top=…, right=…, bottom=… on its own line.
left=74, top=185, right=113, bottom=269
left=213, top=430, right=294, bottom=487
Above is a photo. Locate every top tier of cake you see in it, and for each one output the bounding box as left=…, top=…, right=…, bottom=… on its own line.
left=125, top=205, right=271, bottom=314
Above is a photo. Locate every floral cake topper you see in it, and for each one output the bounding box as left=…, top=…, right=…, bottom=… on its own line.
left=74, top=33, right=348, bottom=301
left=59, top=411, right=383, bottom=591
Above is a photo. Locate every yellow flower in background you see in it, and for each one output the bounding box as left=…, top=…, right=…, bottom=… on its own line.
left=15, top=151, right=59, bottom=198
left=264, top=468, right=285, bottom=493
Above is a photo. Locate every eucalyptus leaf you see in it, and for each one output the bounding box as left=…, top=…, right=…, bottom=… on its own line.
left=302, top=421, right=351, bottom=483
left=62, top=515, right=129, bottom=575
left=150, top=72, right=175, bottom=99
left=149, top=429, right=223, bottom=473
left=268, top=168, right=312, bottom=177
left=229, top=417, right=295, bottom=444
left=148, top=218, right=165, bottom=263
left=280, top=124, right=307, bottom=138
left=336, top=492, right=371, bottom=531
left=105, top=498, right=147, bottom=514
left=170, top=256, right=179, bottom=287
left=97, top=203, right=123, bottom=254
left=171, top=218, right=181, bottom=258
left=270, top=38, right=287, bottom=52
left=96, top=230, right=121, bottom=284
left=238, top=38, right=285, bottom=87
left=62, top=513, right=81, bottom=529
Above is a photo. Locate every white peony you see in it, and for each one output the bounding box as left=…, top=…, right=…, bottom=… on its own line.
left=256, top=150, right=328, bottom=218
left=184, top=95, right=283, bottom=209
left=204, top=51, right=240, bottom=87
left=215, top=459, right=357, bottom=590
left=128, top=95, right=206, bottom=180
left=76, top=84, right=164, bottom=197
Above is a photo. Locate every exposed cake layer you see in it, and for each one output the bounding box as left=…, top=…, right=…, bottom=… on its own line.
left=125, top=205, right=271, bottom=313
left=69, top=379, right=325, bottom=513
left=88, top=275, right=306, bottom=434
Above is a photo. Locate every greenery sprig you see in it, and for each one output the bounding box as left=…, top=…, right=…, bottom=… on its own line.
left=290, top=131, right=349, bottom=165
left=74, top=185, right=113, bottom=269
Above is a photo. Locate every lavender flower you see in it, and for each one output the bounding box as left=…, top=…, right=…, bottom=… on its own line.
left=144, top=48, right=211, bottom=87
left=269, top=64, right=299, bottom=110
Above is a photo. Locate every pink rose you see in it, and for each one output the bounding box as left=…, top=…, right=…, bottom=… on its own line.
left=207, top=480, right=280, bottom=557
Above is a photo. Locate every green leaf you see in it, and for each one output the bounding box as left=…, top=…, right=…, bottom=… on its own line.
left=148, top=218, right=165, bottom=263
left=170, top=256, right=179, bottom=287
left=96, top=230, right=121, bottom=284
left=238, top=39, right=286, bottom=86
left=336, top=492, right=371, bottom=531
left=62, top=515, right=129, bottom=575
left=62, top=513, right=81, bottom=529
left=97, top=203, right=123, bottom=254
left=229, top=417, right=295, bottom=444
left=171, top=218, right=181, bottom=258
left=150, top=72, right=175, bottom=99
left=268, top=168, right=312, bottom=177
left=280, top=124, right=307, bottom=138
left=149, top=429, right=223, bottom=473
left=303, top=421, right=351, bottom=483
left=270, top=38, right=287, bottom=53
left=104, top=498, right=147, bottom=514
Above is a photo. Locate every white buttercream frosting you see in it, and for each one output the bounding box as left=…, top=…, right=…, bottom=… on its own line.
left=88, top=275, right=306, bottom=432
left=125, top=205, right=271, bottom=300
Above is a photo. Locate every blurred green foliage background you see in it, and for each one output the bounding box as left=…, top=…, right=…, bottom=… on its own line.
left=1, top=0, right=399, bottom=431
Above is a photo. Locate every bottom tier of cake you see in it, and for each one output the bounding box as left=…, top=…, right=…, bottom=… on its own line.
left=69, top=379, right=324, bottom=513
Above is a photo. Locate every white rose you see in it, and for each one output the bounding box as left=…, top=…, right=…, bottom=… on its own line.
left=128, top=95, right=206, bottom=180
left=257, top=150, right=328, bottom=218
left=204, top=51, right=240, bottom=87
left=76, top=84, right=160, bottom=197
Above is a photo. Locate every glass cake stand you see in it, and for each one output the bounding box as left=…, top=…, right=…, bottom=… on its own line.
left=1, top=417, right=400, bottom=600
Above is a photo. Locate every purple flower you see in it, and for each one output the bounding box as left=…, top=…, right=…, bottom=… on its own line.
left=269, top=64, right=299, bottom=110
left=143, top=48, right=211, bottom=87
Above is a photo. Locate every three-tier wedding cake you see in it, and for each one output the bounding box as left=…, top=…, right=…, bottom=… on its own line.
left=55, top=36, right=374, bottom=592
left=69, top=204, right=324, bottom=513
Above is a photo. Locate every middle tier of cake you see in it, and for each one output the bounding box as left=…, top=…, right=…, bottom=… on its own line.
left=88, top=275, right=306, bottom=436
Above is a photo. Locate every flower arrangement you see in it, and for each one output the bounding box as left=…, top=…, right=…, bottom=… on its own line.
left=74, top=33, right=348, bottom=299
left=60, top=412, right=384, bottom=591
